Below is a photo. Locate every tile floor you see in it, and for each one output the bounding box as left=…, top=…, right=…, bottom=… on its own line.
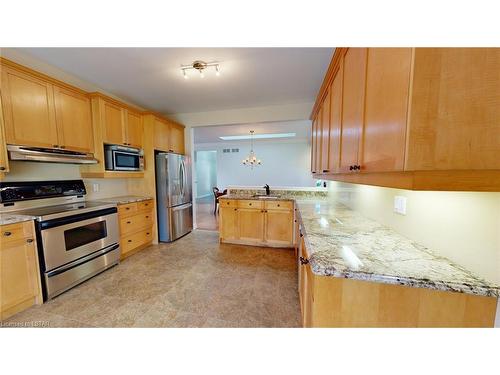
left=3, top=230, right=301, bottom=328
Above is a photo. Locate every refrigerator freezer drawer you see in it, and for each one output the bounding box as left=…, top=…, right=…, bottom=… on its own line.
left=161, top=202, right=193, bottom=242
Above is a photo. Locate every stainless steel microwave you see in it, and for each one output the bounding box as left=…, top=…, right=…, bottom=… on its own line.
left=104, top=145, right=144, bottom=171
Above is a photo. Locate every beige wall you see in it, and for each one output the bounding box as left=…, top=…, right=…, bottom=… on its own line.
left=328, top=181, right=500, bottom=284
left=3, top=161, right=130, bottom=200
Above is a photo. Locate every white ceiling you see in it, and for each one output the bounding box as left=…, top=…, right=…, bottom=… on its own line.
left=194, top=120, right=311, bottom=144
left=13, top=48, right=333, bottom=114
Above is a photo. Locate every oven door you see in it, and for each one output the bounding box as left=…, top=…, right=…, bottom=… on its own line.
left=39, top=207, right=119, bottom=271
left=113, top=150, right=141, bottom=171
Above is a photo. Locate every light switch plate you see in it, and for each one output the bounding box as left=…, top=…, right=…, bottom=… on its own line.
left=394, top=196, right=407, bottom=215
left=92, top=183, right=99, bottom=193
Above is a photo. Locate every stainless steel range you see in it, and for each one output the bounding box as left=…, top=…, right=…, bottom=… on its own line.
left=0, top=180, right=120, bottom=300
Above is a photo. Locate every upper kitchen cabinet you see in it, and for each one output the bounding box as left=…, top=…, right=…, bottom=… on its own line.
left=0, top=94, right=9, bottom=175
left=99, top=95, right=143, bottom=148
left=169, top=122, right=185, bottom=154
left=405, top=48, right=500, bottom=171
left=361, top=48, right=412, bottom=173
left=338, top=48, right=367, bottom=173
left=153, top=117, right=170, bottom=152
left=53, top=85, right=93, bottom=152
left=0, top=59, right=94, bottom=153
left=1, top=65, right=58, bottom=148
left=319, top=90, right=331, bottom=173
left=310, top=48, right=500, bottom=191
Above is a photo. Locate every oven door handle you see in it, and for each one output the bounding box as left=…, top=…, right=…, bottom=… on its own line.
left=40, top=207, right=117, bottom=230
left=46, top=243, right=120, bottom=278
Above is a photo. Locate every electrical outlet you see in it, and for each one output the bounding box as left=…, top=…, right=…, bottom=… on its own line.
left=394, top=196, right=407, bottom=215
left=92, top=183, right=99, bottom=193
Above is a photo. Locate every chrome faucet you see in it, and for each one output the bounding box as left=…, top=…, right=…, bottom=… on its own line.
left=263, top=184, right=270, bottom=196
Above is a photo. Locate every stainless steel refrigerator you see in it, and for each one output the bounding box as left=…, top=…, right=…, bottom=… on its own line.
left=155, top=152, right=193, bottom=242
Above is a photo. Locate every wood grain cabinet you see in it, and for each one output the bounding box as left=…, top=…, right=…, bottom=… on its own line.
left=310, top=48, right=500, bottom=191
left=219, top=199, right=294, bottom=247
left=169, top=122, right=185, bottom=154
left=0, top=94, right=9, bottom=175
left=1, top=221, right=43, bottom=321
left=117, top=199, right=154, bottom=259
left=0, top=61, right=93, bottom=153
left=100, top=97, right=143, bottom=148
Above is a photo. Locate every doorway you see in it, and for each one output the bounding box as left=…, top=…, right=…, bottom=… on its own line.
left=194, top=150, right=219, bottom=230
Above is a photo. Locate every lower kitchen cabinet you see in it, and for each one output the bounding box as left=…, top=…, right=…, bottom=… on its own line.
left=1, top=221, right=42, bottom=320
left=117, top=199, right=154, bottom=259
left=297, top=232, right=497, bottom=328
left=219, top=199, right=294, bottom=248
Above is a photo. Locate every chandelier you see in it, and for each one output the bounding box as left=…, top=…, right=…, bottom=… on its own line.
left=242, top=130, right=262, bottom=168
left=181, top=60, right=221, bottom=79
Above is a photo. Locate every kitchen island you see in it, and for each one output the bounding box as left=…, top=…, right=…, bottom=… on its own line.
left=295, top=199, right=499, bottom=327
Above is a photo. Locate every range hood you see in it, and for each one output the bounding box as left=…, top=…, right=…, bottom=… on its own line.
left=7, top=145, right=98, bottom=164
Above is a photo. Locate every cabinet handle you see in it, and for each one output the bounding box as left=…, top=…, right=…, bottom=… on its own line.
left=146, top=216, right=149, bottom=218
left=127, top=221, right=131, bottom=224
left=323, top=169, right=329, bottom=173
left=355, top=165, right=361, bottom=170
left=349, top=165, right=354, bottom=171
left=126, top=207, right=130, bottom=210
left=299, top=256, right=309, bottom=265
left=3, top=231, right=12, bottom=236
left=146, top=232, right=150, bottom=235
left=234, top=208, right=237, bottom=211
left=53, top=144, right=59, bottom=148
left=26, top=238, right=34, bottom=243
left=0, top=166, right=6, bottom=171
left=249, top=203, right=252, bottom=206
left=60, top=145, right=66, bottom=149
left=299, top=233, right=303, bottom=237
left=128, top=239, right=132, bottom=243
left=277, top=204, right=280, bottom=207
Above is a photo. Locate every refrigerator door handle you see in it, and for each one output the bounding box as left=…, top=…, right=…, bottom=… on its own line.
left=172, top=202, right=192, bottom=211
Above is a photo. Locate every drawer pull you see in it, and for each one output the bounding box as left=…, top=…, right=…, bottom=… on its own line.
left=145, top=216, right=149, bottom=219
left=126, top=207, right=130, bottom=210
left=249, top=203, right=252, bottom=206
left=127, top=221, right=131, bottom=224
left=3, top=231, right=12, bottom=236
left=299, top=256, right=309, bottom=265
left=144, top=203, right=149, bottom=206
left=277, top=204, right=280, bottom=207
left=26, top=238, right=34, bottom=243
left=128, top=239, right=132, bottom=243
left=146, top=232, right=150, bottom=235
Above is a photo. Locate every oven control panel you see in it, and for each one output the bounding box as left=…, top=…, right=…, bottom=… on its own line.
left=0, top=180, right=86, bottom=203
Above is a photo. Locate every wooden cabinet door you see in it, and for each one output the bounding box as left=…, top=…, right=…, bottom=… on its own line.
left=1, top=237, right=40, bottom=316
left=361, top=48, right=412, bottom=172
left=154, top=118, right=170, bottom=151
left=238, top=208, right=264, bottom=242
left=310, top=116, right=318, bottom=173
left=406, top=48, right=500, bottom=170
left=219, top=207, right=239, bottom=241
left=169, top=123, right=185, bottom=154
left=320, top=90, right=331, bottom=173
left=53, top=85, right=93, bottom=152
left=314, top=107, right=323, bottom=173
left=102, top=100, right=125, bottom=145
left=328, top=64, right=343, bottom=174
left=1, top=66, right=58, bottom=148
left=339, top=48, right=367, bottom=173
left=125, top=110, right=143, bottom=148
left=0, top=94, right=9, bottom=173
left=265, top=209, right=294, bottom=246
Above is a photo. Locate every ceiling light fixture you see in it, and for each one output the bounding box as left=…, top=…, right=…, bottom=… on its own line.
left=242, top=130, right=262, bottom=169
left=219, top=132, right=296, bottom=141
left=181, top=60, right=221, bottom=79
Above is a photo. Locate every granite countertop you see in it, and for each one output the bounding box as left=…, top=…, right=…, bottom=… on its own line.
left=96, top=196, right=153, bottom=205
left=0, top=213, right=36, bottom=226
left=296, top=200, right=500, bottom=298
left=220, top=194, right=295, bottom=202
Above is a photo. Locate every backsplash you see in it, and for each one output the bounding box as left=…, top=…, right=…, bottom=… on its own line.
left=228, top=187, right=328, bottom=200
left=3, top=161, right=130, bottom=200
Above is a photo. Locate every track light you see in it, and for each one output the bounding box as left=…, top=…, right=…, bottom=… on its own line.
left=180, top=60, right=221, bottom=79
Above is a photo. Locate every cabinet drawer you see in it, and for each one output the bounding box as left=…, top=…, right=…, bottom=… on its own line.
left=118, top=202, right=138, bottom=216
left=1, top=221, right=34, bottom=243
left=237, top=200, right=264, bottom=209
left=265, top=200, right=293, bottom=211
left=121, top=229, right=153, bottom=254
left=220, top=199, right=238, bottom=208
left=138, top=200, right=153, bottom=211
left=120, top=212, right=153, bottom=235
